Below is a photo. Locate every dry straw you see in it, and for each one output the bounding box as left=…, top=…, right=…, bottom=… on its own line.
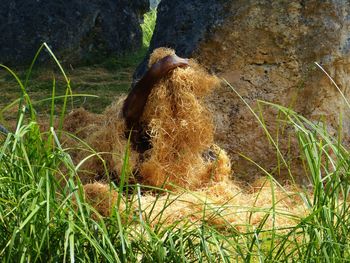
left=83, top=182, right=124, bottom=217
left=65, top=47, right=231, bottom=188
left=64, top=99, right=139, bottom=183
left=82, top=180, right=306, bottom=230
left=64, top=47, right=306, bottom=229
left=139, top=179, right=306, bottom=230
left=140, top=48, right=231, bottom=189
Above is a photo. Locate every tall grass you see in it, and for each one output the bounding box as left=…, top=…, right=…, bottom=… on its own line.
left=227, top=79, right=350, bottom=261
left=259, top=102, right=350, bottom=261
left=141, top=9, right=157, bottom=48
left=0, top=45, right=350, bottom=261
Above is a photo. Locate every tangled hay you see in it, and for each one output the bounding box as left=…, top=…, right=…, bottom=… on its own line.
left=63, top=47, right=308, bottom=230
left=65, top=99, right=139, bottom=183
left=139, top=179, right=307, bottom=230
left=63, top=108, right=103, bottom=139
left=83, top=182, right=125, bottom=217
left=81, top=179, right=306, bottom=230
left=140, top=48, right=230, bottom=189
left=66, top=47, right=231, bottom=188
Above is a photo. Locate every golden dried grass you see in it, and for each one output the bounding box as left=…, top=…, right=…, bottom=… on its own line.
left=63, top=107, right=103, bottom=139
left=83, top=182, right=124, bottom=217
left=65, top=47, right=231, bottom=188
left=139, top=179, right=306, bottom=230
left=84, top=179, right=306, bottom=230
left=63, top=99, right=138, bottom=183
left=72, top=48, right=307, bottom=230
left=140, top=48, right=230, bottom=189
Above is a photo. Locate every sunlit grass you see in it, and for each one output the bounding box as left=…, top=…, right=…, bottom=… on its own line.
left=141, top=9, right=157, bottom=48
left=0, top=43, right=350, bottom=261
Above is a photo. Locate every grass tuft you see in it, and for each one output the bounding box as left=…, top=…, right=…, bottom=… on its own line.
left=141, top=9, right=157, bottom=48
left=1, top=45, right=350, bottom=261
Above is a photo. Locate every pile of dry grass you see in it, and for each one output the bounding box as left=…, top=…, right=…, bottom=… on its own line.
left=82, top=179, right=306, bottom=230
left=64, top=99, right=139, bottom=183
left=83, top=182, right=124, bottom=217
left=140, top=48, right=231, bottom=189
left=65, top=47, right=231, bottom=188
left=139, top=179, right=307, bottom=230
left=63, top=107, right=103, bottom=139
left=65, top=47, right=307, bottom=230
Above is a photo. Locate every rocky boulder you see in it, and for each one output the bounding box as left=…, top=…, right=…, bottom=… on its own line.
left=0, top=0, right=148, bottom=65
left=135, top=0, right=350, bottom=183
left=149, top=0, right=160, bottom=9
left=134, top=0, right=228, bottom=80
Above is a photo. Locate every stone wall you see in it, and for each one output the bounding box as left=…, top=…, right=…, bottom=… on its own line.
left=135, top=0, right=350, bottom=183
left=0, top=0, right=148, bottom=65
left=150, top=0, right=160, bottom=9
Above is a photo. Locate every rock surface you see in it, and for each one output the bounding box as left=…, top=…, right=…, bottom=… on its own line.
left=133, top=0, right=228, bottom=80
left=135, top=0, right=350, bottom=183
left=0, top=0, right=148, bottom=65
left=149, top=0, right=160, bottom=9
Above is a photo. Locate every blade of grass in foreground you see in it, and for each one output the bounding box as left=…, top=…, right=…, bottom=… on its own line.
left=1, top=44, right=350, bottom=261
